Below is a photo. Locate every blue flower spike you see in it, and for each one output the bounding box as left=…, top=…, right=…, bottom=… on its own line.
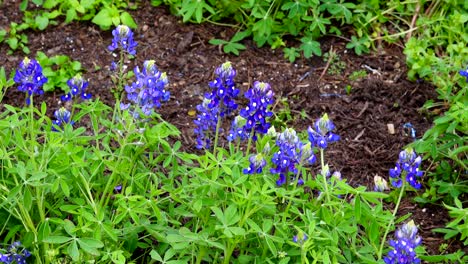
left=14, top=57, right=47, bottom=105
left=0, top=241, right=31, bottom=264
left=389, top=148, right=423, bottom=189
left=271, top=128, right=315, bottom=186
left=52, top=107, right=74, bottom=131
left=108, top=25, right=138, bottom=56
left=236, top=81, right=275, bottom=141
left=121, top=60, right=170, bottom=118
left=194, top=62, right=239, bottom=149
left=384, top=220, right=422, bottom=264
left=293, top=231, right=308, bottom=246
left=243, top=153, right=267, bottom=174
left=61, top=74, right=91, bottom=102
left=308, top=113, right=340, bottom=149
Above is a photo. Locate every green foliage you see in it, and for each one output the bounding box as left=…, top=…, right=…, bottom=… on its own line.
left=0, top=22, right=30, bottom=54
left=209, top=31, right=248, bottom=56
left=349, top=70, right=367, bottom=82
left=4, top=49, right=459, bottom=262
left=154, top=0, right=420, bottom=60
left=35, top=51, right=83, bottom=92
left=433, top=198, right=468, bottom=246
left=19, top=0, right=138, bottom=30
left=323, top=51, right=346, bottom=75
left=409, top=1, right=468, bottom=209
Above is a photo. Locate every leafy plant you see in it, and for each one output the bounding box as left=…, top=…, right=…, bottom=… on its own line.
left=0, top=22, right=30, bottom=54
left=433, top=198, right=468, bottom=246
left=35, top=51, right=83, bottom=92
left=209, top=31, right=248, bottom=55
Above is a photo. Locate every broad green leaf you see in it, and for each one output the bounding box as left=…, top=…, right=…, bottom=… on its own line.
left=67, top=241, right=80, bottom=261
left=120, top=12, right=137, bottom=29
left=92, top=9, right=113, bottom=28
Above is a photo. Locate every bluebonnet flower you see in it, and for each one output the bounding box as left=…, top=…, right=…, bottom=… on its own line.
left=384, top=220, right=422, bottom=264
left=206, top=61, right=240, bottom=117
left=271, top=128, right=316, bottom=186
left=13, top=57, right=47, bottom=105
left=307, top=113, right=340, bottom=149
left=227, top=115, right=248, bottom=142
left=120, top=60, right=170, bottom=118
left=243, top=153, right=267, bottom=174
left=108, top=25, right=137, bottom=55
left=374, top=175, right=389, bottom=192
left=0, top=241, right=31, bottom=264
left=293, top=231, right=308, bottom=245
left=194, top=62, right=239, bottom=149
left=234, top=81, right=275, bottom=141
left=459, top=66, right=468, bottom=82
left=194, top=98, right=218, bottom=149
left=389, top=148, right=423, bottom=189
left=61, top=74, right=91, bottom=102
left=52, top=107, right=74, bottom=131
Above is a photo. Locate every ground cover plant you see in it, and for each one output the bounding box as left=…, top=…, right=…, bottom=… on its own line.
left=0, top=1, right=467, bottom=264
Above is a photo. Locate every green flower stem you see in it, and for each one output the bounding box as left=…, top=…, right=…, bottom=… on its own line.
left=245, top=127, right=255, bottom=157
left=378, top=180, right=406, bottom=259
left=320, top=148, right=331, bottom=204
left=282, top=170, right=301, bottom=223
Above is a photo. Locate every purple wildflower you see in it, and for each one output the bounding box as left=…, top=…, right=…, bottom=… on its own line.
left=206, top=61, right=240, bottom=117
left=234, top=81, right=275, bottom=141
left=120, top=60, right=170, bottom=118
left=61, top=74, right=91, bottom=102
left=194, top=62, right=239, bottom=149
left=384, top=220, right=422, bottom=264
left=52, top=107, right=74, bottom=131
left=13, top=57, right=47, bottom=105
left=389, top=148, right=423, bottom=189
left=227, top=115, right=248, bottom=142
left=108, top=25, right=137, bottom=56
left=307, top=114, right=340, bottom=149
left=271, top=128, right=315, bottom=186
left=0, top=241, right=31, bottom=264
left=193, top=98, right=218, bottom=149
left=243, top=153, right=267, bottom=174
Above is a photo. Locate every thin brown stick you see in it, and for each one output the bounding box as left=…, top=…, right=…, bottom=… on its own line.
left=406, top=3, right=421, bottom=41
left=319, top=45, right=333, bottom=81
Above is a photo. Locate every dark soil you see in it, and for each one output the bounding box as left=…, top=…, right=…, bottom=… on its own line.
left=0, top=0, right=465, bottom=259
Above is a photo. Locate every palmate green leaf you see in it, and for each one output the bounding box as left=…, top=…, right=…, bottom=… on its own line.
left=252, top=16, right=273, bottom=38
left=300, top=36, right=321, bottom=58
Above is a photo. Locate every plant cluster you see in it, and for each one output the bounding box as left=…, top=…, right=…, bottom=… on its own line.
left=152, top=0, right=423, bottom=61
left=1, top=23, right=467, bottom=263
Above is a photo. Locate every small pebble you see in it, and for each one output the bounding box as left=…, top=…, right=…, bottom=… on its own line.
left=387, top=123, right=395, bottom=134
